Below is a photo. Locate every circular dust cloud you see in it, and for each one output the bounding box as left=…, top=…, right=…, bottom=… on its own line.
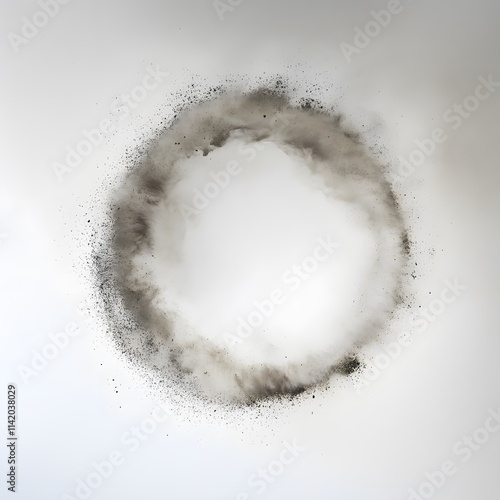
left=93, top=86, right=411, bottom=406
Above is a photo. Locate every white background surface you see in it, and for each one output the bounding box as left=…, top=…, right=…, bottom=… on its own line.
left=1, top=1, right=500, bottom=499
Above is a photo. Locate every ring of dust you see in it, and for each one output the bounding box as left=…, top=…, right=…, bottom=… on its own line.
left=92, top=85, right=412, bottom=408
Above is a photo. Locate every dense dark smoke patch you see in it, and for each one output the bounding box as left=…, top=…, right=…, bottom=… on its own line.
left=92, top=80, right=413, bottom=408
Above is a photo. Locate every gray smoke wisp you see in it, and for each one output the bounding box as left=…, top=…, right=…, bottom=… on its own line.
left=93, top=85, right=411, bottom=405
